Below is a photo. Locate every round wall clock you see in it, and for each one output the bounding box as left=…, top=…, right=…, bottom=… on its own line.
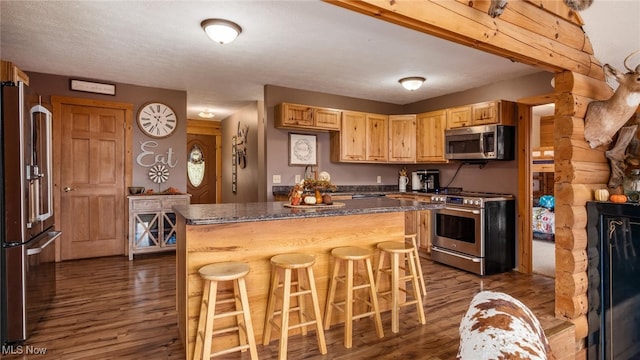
left=137, top=102, right=178, bottom=138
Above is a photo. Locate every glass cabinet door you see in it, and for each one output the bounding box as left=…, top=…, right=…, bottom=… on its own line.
left=163, top=212, right=177, bottom=246
left=134, top=213, right=159, bottom=248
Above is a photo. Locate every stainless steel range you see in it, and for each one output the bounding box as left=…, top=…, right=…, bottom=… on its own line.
left=430, top=191, right=515, bottom=275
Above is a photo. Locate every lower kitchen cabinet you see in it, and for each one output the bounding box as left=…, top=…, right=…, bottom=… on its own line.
left=128, top=194, right=191, bottom=260
left=387, top=194, right=432, bottom=253
left=418, top=210, right=432, bottom=253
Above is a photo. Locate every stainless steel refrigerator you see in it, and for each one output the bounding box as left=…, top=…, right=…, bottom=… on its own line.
left=1, top=81, right=61, bottom=345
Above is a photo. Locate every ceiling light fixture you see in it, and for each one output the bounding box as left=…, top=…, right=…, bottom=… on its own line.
left=201, top=19, right=242, bottom=44
left=399, top=77, right=426, bottom=91
left=198, top=110, right=216, bottom=119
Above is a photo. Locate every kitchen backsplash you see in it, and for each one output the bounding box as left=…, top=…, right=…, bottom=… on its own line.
left=272, top=184, right=399, bottom=196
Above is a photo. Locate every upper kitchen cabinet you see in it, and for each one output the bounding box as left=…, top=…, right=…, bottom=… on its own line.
left=471, top=101, right=499, bottom=125
left=416, top=110, right=447, bottom=163
left=331, top=111, right=366, bottom=161
left=446, top=105, right=472, bottom=129
left=388, top=115, right=416, bottom=163
left=275, top=102, right=341, bottom=131
left=330, top=111, right=388, bottom=163
left=446, top=100, right=516, bottom=128
left=366, top=113, right=388, bottom=162
left=1, top=60, right=29, bottom=85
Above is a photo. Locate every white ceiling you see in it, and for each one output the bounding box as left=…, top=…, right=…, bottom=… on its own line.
left=1, top=1, right=638, bottom=120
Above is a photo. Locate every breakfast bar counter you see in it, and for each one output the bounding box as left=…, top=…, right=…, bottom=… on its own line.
left=173, top=198, right=442, bottom=359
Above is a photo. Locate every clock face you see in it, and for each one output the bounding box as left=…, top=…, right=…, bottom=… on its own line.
left=137, top=102, right=177, bottom=138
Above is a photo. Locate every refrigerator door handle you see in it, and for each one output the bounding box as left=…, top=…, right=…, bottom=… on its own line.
left=27, top=231, right=61, bottom=256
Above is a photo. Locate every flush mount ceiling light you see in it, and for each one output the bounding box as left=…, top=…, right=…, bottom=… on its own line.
left=198, top=110, right=215, bottom=119
left=201, top=18, right=242, bottom=44
left=399, top=77, right=426, bottom=91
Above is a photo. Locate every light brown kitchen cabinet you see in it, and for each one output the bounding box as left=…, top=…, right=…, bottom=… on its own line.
left=446, top=105, right=472, bottom=129
left=472, top=100, right=516, bottom=126
left=416, top=110, right=447, bottom=163
left=1, top=60, right=29, bottom=85
left=366, top=113, right=388, bottom=161
left=472, top=101, right=499, bottom=125
left=330, top=111, right=388, bottom=163
left=275, top=102, right=341, bottom=131
left=331, top=111, right=367, bottom=161
left=386, top=194, right=432, bottom=253
left=417, top=210, right=432, bottom=253
left=447, top=100, right=516, bottom=128
left=388, top=114, right=416, bottom=163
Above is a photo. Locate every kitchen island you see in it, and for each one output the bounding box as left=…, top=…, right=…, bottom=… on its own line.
left=173, top=197, right=442, bottom=359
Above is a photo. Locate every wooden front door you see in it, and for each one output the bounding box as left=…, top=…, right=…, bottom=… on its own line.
left=187, top=134, right=216, bottom=204
left=53, top=97, right=132, bottom=260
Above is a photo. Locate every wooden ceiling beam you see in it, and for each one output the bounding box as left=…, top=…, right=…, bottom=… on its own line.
left=326, top=0, right=600, bottom=77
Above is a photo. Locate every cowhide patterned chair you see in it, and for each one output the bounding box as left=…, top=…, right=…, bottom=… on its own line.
left=457, top=291, right=555, bottom=360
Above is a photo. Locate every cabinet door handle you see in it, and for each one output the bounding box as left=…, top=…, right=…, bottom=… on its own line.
left=63, top=186, right=75, bottom=192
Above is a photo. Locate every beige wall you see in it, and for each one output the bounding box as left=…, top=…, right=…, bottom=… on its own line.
left=264, top=71, right=554, bottom=201
left=27, top=71, right=188, bottom=193
left=27, top=69, right=554, bottom=202
left=221, top=101, right=262, bottom=203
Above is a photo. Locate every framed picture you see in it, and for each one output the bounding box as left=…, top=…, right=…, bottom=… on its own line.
left=289, top=133, right=317, bottom=166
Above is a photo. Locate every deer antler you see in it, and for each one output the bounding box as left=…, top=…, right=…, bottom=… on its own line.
left=624, top=49, right=640, bottom=73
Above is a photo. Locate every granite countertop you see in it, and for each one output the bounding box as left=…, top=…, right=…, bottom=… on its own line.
left=173, top=197, right=443, bottom=225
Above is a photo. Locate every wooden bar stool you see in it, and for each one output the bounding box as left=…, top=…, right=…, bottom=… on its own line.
left=324, top=246, right=384, bottom=348
left=405, top=233, right=427, bottom=296
left=375, top=241, right=426, bottom=333
left=263, top=253, right=327, bottom=360
left=193, top=261, right=258, bottom=360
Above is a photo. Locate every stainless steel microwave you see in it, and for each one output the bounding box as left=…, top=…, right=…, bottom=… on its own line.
left=444, top=124, right=515, bottom=160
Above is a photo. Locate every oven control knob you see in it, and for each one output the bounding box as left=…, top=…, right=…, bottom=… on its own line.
left=474, top=200, right=481, bottom=206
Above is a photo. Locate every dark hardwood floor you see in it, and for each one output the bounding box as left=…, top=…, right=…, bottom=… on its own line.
left=3, top=253, right=557, bottom=359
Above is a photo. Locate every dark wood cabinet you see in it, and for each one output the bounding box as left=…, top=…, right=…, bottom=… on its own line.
left=586, top=202, right=640, bottom=359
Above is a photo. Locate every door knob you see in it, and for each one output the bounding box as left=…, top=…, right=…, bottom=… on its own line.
left=63, top=187, right=75, bottom=192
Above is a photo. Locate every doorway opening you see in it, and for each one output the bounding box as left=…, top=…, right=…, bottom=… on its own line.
left=531, top=103, right=556, bottom=277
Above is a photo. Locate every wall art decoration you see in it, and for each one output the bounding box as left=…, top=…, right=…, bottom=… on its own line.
left=289, top=133, right=317, bottom=166
left=236, top=123, right=249, bottom=169
left=149, top=164, right=169, bottom=184
left=70, top=79, right=116, bottom=95
left=231, top=136, right=237, bottom=193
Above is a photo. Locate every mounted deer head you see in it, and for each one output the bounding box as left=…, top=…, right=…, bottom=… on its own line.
left=584, top=50, right=640, bottom=149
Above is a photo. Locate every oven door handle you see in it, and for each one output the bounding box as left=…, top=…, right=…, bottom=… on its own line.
left=442, top=206, right=481, bottom=215
left=433, top=246, right=481, bottom=262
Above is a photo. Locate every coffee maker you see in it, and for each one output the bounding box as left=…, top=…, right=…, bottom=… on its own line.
left=422, top=169, right=440, bottom=192
left=412, top=169, right=440, bottom=192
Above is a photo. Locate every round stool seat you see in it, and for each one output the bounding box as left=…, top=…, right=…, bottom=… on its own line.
left=198, top=261, right=250, bottom=281
left=377, top=241, right=414, bottom=254
left=270, top=253, right=315, bottom=269
left=331, top=246, right=372, bottom=260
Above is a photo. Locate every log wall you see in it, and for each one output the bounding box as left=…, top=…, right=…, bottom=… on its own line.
left=326, top=0, right=621, bottom=356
